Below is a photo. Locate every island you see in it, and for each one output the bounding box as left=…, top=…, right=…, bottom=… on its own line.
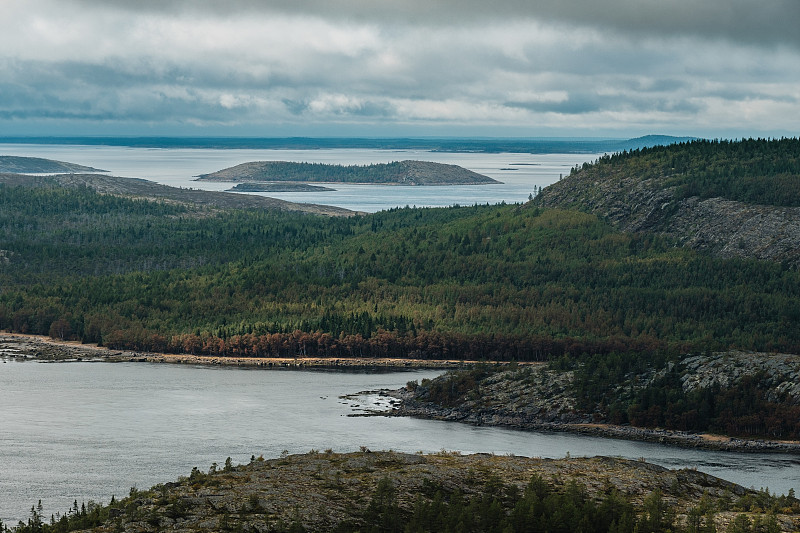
left=0, top=155, right=106, bottom=173
left=195, top=160, right=500, bottom=185
left=227, top=182, right=335, bottom=193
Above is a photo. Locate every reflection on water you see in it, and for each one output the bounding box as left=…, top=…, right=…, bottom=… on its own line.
left=1, top=361, right=798, bottom=524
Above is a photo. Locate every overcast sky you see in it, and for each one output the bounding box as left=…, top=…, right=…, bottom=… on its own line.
left=1, top=0, right=798, bottom=138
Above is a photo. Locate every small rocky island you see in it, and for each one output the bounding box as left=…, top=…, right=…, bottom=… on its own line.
left=227, top=182, right=335, bottom=192
left=0, top=155, right=106, bottom=173
left=196, top=160, right=499, bottom=185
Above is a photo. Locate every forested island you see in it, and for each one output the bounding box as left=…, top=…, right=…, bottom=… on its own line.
left=4, top=451, right=798, bottom=533
left=196, top=160, right=499, bottom=185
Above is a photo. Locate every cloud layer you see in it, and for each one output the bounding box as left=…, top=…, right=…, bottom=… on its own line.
left=1, top=0, right=798, bottom=137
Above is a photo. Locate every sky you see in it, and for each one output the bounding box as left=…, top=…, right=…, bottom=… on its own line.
left=1, top=0, right=799, bottom=139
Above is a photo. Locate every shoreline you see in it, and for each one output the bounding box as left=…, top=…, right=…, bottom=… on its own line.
left=0, top=332, right=494, bottom=369
left=6, top=332, right=799, bottom=453
left=385, top=389, right=800, bottom=454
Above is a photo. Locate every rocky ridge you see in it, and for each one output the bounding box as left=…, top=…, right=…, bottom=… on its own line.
left=533, top=166, right=800, bottom=266
left=0, top=173, right=356, bottom=216
left=0, top=155, right=106, bottom=174
left=32, top=451, right=800, bottom=533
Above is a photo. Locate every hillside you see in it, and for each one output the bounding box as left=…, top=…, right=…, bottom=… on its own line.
left=2, top=186, right=800, bottom=359
left=6, top=451, right=798, bottom=533
left=533, top=138, right=800, bottom=266
left=0, top=155, right=106, bottom=174
left=195, top=160, right=499, bottom=185
left=0, top=172, right=355, bottom=216
left=398, top=350, right=800, bottom=445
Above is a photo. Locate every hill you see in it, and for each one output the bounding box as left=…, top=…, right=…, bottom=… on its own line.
left=6, top=451, right=798, bottom=533
left=2, top=188, right=800, bottom=359
left=195, top=160, right=499, bottom=185
left=0, top=172, right=355, bottom=216
left=0, top=155, right=106, bottom=174
left=533, top=138, right=800, bottom=265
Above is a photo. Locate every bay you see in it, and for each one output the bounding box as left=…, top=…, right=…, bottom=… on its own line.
left=0, top=143, right=601, bottom=212
left=1, top=360, right=797, bottom=525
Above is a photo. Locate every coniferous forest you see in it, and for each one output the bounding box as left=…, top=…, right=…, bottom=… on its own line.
left=2, top=141, right=800, bottom=362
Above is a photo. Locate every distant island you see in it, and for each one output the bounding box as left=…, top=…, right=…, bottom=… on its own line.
left=0, top=134, right=698, bottom=153
left=196, top=160, right=500, bottom=186
left=227, top=182, right=335, bottom=193
left=0, top=155, right=106, bottom=174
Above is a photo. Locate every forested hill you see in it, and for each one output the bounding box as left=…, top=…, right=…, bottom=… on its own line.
left=0, top=155, right=106, bottom=173
left=533, top=138, right=800, bottom=266
left=196, top=160, right=499, bottom=185
left=0, top=173, right=355, bottom=216
left=2, top=180, right=800, bottom=360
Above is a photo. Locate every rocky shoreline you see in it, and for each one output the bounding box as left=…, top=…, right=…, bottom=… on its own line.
left=387, top=388, right=800, bottom=453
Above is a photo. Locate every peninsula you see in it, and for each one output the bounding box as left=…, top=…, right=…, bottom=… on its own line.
left=0, top=155, right=106, bottom=174
left=195, top=160, right=499, bottom=185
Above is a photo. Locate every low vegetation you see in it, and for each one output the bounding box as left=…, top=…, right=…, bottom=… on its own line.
left=3, top=451, right=798, bottom=532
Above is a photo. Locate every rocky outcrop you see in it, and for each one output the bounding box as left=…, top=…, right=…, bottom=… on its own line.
left=0, top=155, right=106, bottom=173
left=394, top=352, right=800, bottom=452
left=534, top=169, right=800, bottom=266
left=53, top=451, right=800, bottom=533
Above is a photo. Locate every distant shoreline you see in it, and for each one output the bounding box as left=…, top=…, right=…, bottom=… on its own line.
left=0, top=332, right=498, bottom=370
left=4, top=332, right=799, bottom=452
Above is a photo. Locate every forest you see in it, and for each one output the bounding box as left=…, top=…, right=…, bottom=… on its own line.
left=1, top=163, right=800, bottom=361
left=195, top=160, right=497, bottom=185
left=570, top=138, right=800, bottom=207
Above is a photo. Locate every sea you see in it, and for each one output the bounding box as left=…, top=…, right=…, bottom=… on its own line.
left=1, top=360, right=798, bottom=525
left=0, top=143, right=602, bottom=212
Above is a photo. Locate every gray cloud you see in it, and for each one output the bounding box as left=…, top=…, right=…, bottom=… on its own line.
left=67, top=0, right=800, bottom=48
left=1, top=0, right=799, bottom=137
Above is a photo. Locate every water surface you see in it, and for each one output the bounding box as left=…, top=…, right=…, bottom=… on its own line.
left=1, top=360, right=797, bottom=524
left=0, top=144, right=601, bottom=212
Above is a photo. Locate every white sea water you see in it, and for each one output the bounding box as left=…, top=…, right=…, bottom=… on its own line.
left=0, top=143, right=601, bottom=212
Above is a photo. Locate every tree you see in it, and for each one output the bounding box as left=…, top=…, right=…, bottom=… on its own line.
left=49, top=319, right=72, bottom=341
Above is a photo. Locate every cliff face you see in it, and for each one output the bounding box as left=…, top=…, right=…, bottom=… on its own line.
left=533, top=166, right=800, bottom=266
